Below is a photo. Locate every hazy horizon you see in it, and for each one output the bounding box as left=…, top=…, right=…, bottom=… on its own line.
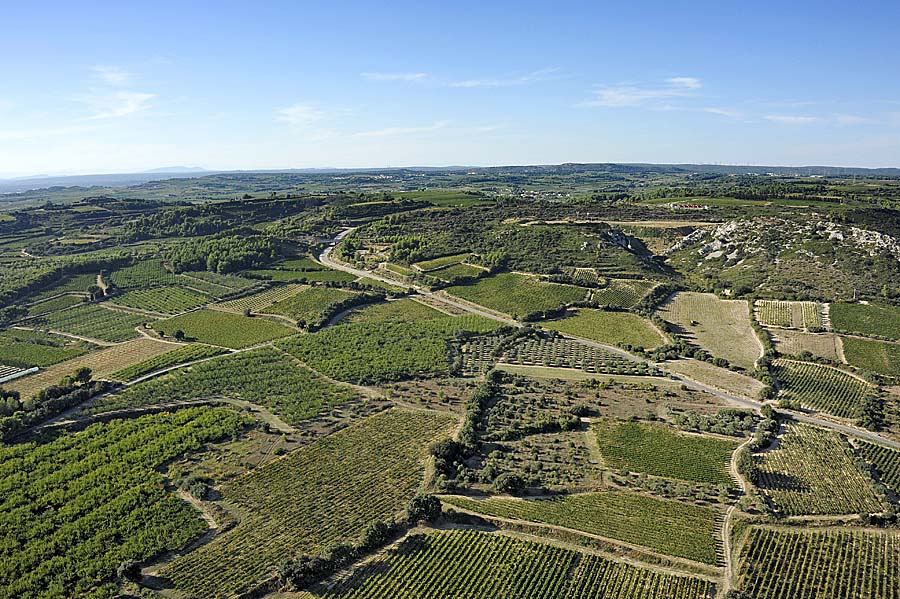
left=2, top=0, right=899, bottom=177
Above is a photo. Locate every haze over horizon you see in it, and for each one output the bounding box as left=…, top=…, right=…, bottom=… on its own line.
left=2, top=0, right=899, bottom=177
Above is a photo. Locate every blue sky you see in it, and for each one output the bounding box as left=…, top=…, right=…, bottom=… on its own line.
left=1, top=0, right=899, bottom=176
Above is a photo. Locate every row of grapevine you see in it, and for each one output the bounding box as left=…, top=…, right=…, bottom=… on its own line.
left=0, top=406, right=251, bottom=599
left=214, top=283, right=307, bottom=313
left=754, top=423, right=885, bottom=516
left=857, top=441, right=900, bottom=493
left=27, top=304, right=150, bottom=342
left=738, top=527, right=900, bottom=599
left=298, top=529, right=715, bottom=598
left=109, top=286, right=209, bottom=314
left=755, top=300, right=822, bottom=329
left=502, top=337, right=661, bottom=376
left=162, top=409, right=454, bottom=599
left=591, top=279, right=656, bottom=308
left=774, top=359, right=874, bottom=418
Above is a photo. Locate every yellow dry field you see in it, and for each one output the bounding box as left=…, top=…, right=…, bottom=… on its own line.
left=663, top=358, right=766, bottom=399
left=770, top=329, right=844, bottom=362
left=5, top=337, right=179, bottom=397
left=657, top=292, right=763, bottom=369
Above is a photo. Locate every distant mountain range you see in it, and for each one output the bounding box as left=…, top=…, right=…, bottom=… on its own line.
left=1, top=163, right=898, bottom=194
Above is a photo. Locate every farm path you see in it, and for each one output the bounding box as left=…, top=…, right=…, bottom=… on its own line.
left=321, top=228, right=900, bottom=452
left=439, top=499, right=721, bottom=580
left=11, top=325, right=117, bottom=347
left=721, top=435, right=755, bottom=595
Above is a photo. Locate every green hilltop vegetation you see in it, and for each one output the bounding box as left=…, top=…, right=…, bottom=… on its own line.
left=1, top=165, right=900, bottom=599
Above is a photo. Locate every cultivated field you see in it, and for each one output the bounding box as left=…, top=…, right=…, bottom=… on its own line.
left=660, top=358, right=766, bottom=399
left=737, top=527, right=900, bottom=599
left=428, top=262, right=485, bottom=281
left=541, top=309, right=666, bottom=349
left=263, top=286, right=359, bottom=327
left=110, top=343, right=227, bottom=381
left=657, top=292, right=762, bottom=369
left=841, top=336, right=900, bottom=378
left=594, top=418, right=737, bottom=486
left=754, top=423, right=884, bottom=516
left=857, top=440, right=900, bottom=494
left=89, top=346, right=358, bottom=425
left=0, top=329, right=92, bottom=368
left=25, top=294, right=84, bottom=316
left=830, top=302, right=900, bottom=341
left=4, top=337, right=174, bottom=397
left=443, top=491, right=721, bottom=564
left=774, top=359, right=874, bottom=419
left=110, top=259, right=176, bottom=289
left=591, top=279, right=657, bottom=309
left=162, top=409, right=454, bottom=599
left=501, top=336, right=661, bottom=376
left=214, top=284, right=307, bottom=314
left=446, top=272, right=588, bottom=319
left=109, top=285, right=209, bottom=314
left=0, top=406, right=250, bottom=599
left=346, top=298, right=446, bottom=324
left=291, top=529, right=715, bottom=599
left=754, top=300, right=822, bottom=329
left=413, top=252, right=471, bottom=271
left=28, top=304, right=150, bottom=343
left=151, top=309, right=297, bottom=348
left=770, top=329, right=844, bottom=362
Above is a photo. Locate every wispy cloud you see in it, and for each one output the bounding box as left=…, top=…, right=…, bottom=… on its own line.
left=667, top=77, right=702, bottom=90
left=277, top=103, right=325, bottom=127
left=361, top=71, right=427, bottom=82
left=449, top=67, right=560, bottom=88
left=91, top=65, right=130, bottom=86
left=354, top=121, right=448, bottom=138
left=833, top=114, right=870, bottom=126
left=0, top=124, right=98, bottom=141
left=703, top=107, right=744, bottom=119
left=581, top=77, right=702, bottom=108
left=764, top=114, right=819, bottom=125
left=85, top=90, right=155, bottom=119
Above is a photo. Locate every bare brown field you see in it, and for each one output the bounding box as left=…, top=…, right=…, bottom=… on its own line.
left=770, top=329, right=844, bottom=362
left=657, top=292, right=762, bottom=369
left=663, top=358, right=766, bottom=399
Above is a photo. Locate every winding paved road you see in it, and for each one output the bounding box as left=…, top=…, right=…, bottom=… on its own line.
left=320, top=227, right=900, bottom=451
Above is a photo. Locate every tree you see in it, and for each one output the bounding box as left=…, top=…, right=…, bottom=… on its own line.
left=406, top=494, right=442, bottom=524
left=73, top=367, right=92, bottom=386
left=493, top=472, right=525, bottom=495
left=173, top=329, right=185, bottom=341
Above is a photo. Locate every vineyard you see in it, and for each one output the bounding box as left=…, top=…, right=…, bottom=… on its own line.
left=244, top=267, right=357, bottom=283
left=177, top=270, right=257, bottom=297
left=263, top=286, right=360, bottom=327
left=565, top=266, right=604, bottom=287
left=346, top=297, right=446, bottom=325
left=737, top=527, right=900, bottom=599
left=110, top=259, right=176, bottom=289
left=151, top=309, right=297, bottom=348
left=0, top=406, right=250, bottom=599
left=657, top=292, right=762, bottom=369
left=88, top=346, right=358, bottom=425
left=29, top=273, right=97, bottom=301
left=773, top=359, right=873, bottom=418
left=0, top=329, right=92, bottom=368
left=842, top=336, right=900, bottom=378
left=446, top=272, right=588, bottom=319
left=162, top=409, right=453, bottom=599
left=292, top=529, right=715, bottom=599
left=25, top=294, right=83, bottom=316
left=590, top=279, right=656, bottom=309
left=28, top=303, right=150, bottom=342
left=428, top=261, right=485, bottom=282
left=857, top=441, right=900, bottom=493
left=830, top=302, right=900, bottom=341
left=278, top=316, right=499, bottom=384
left=754, top=300, right=822, bottom=329
left=442, top=491, right=721, bottom=564
left=4, top=338, right=175, bottom=396
left=110, top=343, right=227, bottom=381
left=109, top=285, right=209, bottom=314
left=501, top=336, right=662, bottom=376
left=541, top=309, right=666, bottom=349
left=754, top=423, right=885, bottom=516
left=593, top=419, right=737, bottom=486
left=413, top=252, right=471, bottom=271
left=214, top=283, right=307, bottom=313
